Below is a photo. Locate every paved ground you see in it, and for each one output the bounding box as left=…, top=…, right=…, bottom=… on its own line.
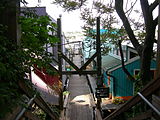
left=65, top=55, right=93, bottom=120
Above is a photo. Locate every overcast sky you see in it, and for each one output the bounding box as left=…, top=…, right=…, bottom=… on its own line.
left=22, top=0, right=84, bottom=33
left=22, top=0, right=158, bottom=34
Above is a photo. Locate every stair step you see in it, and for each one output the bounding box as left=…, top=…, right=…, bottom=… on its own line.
left=152, top=94, right=160, bottom=111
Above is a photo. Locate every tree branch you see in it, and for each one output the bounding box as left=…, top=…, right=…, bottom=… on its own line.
left=140, top=0, right=152, bottom=29
left=115, top=0, right=142, bottom=56
left=149, top=0, right=159, bottom=12
left=153, top=16, right=158, bottom=28
left=125, top=0, right=138, bottom=15
left=118, top=40, right=135, bottom=81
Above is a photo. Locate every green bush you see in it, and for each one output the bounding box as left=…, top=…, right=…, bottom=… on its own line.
left=0, top=8, right=59, bottom=118
left=112, top=97, right=125, bottom=105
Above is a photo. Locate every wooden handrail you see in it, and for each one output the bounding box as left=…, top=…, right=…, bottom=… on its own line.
left=79, top=52, right=97, bottom=71
left=138, top=92, right=160, bottom=116
left=104, top=77, right=160, bottom=120
left=62, top=70, right=98, bottom=75
left=19, top=80, right=58, bottom=120
left=15, top=94, right=36, bottom=120
left=61, top=53, right=80, bottom=72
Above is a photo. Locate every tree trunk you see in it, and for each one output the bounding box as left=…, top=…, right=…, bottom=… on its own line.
left=140, top=35, right=154, bottom=86
left=140, top=0, right=156, bottom=85
left=115, top=0, right=157, bottom=86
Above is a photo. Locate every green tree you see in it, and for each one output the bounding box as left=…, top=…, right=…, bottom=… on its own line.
left=0, top=5, right=59, bottom=117
left=80, top=1, right=128, bottom=55
left=53, top=0, right=158, bottom=86
left=20, top=9, right=59, bottom=71
left=115, top=0, right=158, bottom=85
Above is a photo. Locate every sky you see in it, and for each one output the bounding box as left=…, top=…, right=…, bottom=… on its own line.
left=22, top=0, right=158, bottom=34
left=22, top=0, right=84, bottom=33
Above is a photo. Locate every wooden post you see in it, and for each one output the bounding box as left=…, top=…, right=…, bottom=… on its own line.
left=57, top=18, right=63, bottom=110
left=0, top=0, right=20, bottom=44
left=96, top=17, right=101, bottom=78
left=57, top=18, right=62, bottom=78
left=96, top=17, right=102, bottom=109
left=156, top=1, right=160, bottom=79
left=155, top=0, right=160, bottom=100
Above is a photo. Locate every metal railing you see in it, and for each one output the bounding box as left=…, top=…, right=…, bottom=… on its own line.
left=104, top=77, right=160, bottom=120
left=137, top=92, right=160, bottom=116
left=15, top=94, right=37, bottom=120
left=18, top=80, right=58, bottom=120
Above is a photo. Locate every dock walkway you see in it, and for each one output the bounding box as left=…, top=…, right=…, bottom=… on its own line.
left=65, top=55, right=94, bottom=120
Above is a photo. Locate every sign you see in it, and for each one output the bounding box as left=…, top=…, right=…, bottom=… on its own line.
left=95, top=87, right=109, bottom=98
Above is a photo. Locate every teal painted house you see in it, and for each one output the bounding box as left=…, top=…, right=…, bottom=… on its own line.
left=82, top=29, right=116, bottom=69
left=82, top=29, right=157, bottom=100
left=103, top=45, right=156, bottom=100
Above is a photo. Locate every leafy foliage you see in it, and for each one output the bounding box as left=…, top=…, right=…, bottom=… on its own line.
left=0, top=25, right=27, bottom=118
left=52, top=0, right=147, bottom=54
left=20, top=9, right=59, bottom=74
left=0, top=8, right=59, bottom=118
left=53, top=0, right=158, bottom=86
left=112, top=97, right=125, bottom=105
left=32, top=104, right=60, bottom=119
left=133, top=72, right=143, bottom=95
left=81, top=1, right=128, bottom=55
left=52, top=0, right=87, bottom=11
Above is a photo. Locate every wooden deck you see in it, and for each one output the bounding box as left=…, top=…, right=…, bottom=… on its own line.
left=65, top=55, right=94, bottom=120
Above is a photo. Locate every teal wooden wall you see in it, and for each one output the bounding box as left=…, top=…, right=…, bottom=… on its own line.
left=103, top=72, right=108, bottom=87
left=104, top=59, right=156, bottom=97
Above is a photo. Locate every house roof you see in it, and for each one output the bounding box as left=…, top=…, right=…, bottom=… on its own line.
left=21, top=7, right=57, bottom=24
left=102, top=54, right=121, bottom=71
left=108, top=56, right=140, bottom=72
left=21, top=7, right=47, bottom=16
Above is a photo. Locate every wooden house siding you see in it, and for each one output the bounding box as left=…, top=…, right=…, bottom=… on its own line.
left=111, top=67, right=134, bottom=97
left=105, top=58, right=156, bottom=99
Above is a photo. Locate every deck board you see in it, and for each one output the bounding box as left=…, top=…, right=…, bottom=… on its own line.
left=66, top=55, right=93, bottom=120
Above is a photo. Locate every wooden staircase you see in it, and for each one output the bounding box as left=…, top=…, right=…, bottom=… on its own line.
left=103, top=77, right=160, bottom=120
left=2, top=80, right=59, bottom=120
